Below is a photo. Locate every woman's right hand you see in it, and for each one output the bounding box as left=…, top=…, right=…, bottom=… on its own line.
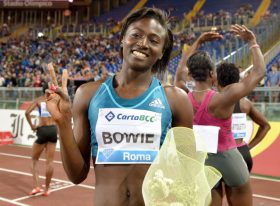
left=197, top=31, right=223, bottom=45
left=230, top=24, right=257, bottom=45
left=46, top=63, right=72, bottom=123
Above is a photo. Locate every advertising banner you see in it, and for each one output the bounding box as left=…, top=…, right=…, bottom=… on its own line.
left=0, top=109, right=60, bottom=148
left=0, top=0, right=69, bottom=9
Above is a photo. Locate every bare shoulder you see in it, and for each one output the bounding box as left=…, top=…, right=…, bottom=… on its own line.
left=163, top=84, right=186, bottom=96
left=26, top=95, right=45, bottom=112
left=73, top=78, right=106, bottom=110
left=163, top=84, right=191, bottom=107
left=163, top=84, right=193, bottom=128
left=240, top=98, right=252, bottom=113
left=35, top=95, right=46, bottom=105
left=77, top=79, right=105, bottom=95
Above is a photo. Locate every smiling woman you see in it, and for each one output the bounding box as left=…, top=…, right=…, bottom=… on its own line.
left=45, top=7, right=193, bottom=206
left=119, top=9, right=173, bottom=76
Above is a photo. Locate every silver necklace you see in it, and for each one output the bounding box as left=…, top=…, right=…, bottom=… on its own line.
left=192, top=88, right=210, bottom=92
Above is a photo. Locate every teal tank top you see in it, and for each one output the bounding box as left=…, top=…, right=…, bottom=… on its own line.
left=88, top=76, right=172, bottom=163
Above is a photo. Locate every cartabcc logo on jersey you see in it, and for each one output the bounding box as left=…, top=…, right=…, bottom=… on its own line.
left=105, top=111, right=115, bottom=122
left=105, top=111, right=156, bottom=123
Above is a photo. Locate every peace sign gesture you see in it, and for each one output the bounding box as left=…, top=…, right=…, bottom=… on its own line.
left=46, top=63, right=72, bottom=122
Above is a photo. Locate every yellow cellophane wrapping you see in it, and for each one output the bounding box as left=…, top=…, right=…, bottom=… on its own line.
left=142, top=127, right=222, bottom=206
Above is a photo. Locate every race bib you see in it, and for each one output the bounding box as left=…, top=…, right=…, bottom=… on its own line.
left=95, top=108, right=162, bottom=164
left=193, top=125, right=220, bottom=153
left=232, top=113, right=247, bottom=139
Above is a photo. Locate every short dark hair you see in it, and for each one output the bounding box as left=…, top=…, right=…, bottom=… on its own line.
left=187, top=51, right=215, bottom=82
left=216, top=62, right=240, bottom=87
left=120, top=7, right=173, bottom=75
left=42, top=82, right=48, bottom=94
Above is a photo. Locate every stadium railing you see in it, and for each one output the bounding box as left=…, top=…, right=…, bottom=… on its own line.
left=0, top=87, right=41, bottom=109
left=0, top=87, right=279, bottom=121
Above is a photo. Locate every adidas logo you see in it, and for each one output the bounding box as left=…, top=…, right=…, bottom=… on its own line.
left=149, top=98, right=165, bottom=109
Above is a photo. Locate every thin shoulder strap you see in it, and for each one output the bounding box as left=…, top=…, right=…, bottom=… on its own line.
left=188, top=92, right=199, bottom=111
left=190, top=90, right=215, bottom=123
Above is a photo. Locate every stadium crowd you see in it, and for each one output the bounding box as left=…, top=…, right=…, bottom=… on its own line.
left=0, top=3, right=279, bottom=103
left=0, top=23, right=11, bottom=37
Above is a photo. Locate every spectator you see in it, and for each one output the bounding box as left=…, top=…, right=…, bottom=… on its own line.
left=0, top=72, right=5, bottom=87
left=267, top=64, right=280, bottom=102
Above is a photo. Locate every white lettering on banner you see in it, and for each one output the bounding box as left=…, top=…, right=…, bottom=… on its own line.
left=95, top=108, right=162, bottom=164
left=1, top=137, right=13, bottom=142
left=3, top=0, right=53, bottom=8
left=0, top=109, right=60, bottom=148
left=123, top=152, right=151, bottom=161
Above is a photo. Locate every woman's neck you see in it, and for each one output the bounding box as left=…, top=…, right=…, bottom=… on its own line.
left=117, top=67, right=152, bottom=87
left=192, top=81, right=212, bottom=92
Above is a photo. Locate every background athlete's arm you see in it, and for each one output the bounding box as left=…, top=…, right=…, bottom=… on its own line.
left=217, top=25, right=265, bottom=110
left=243, top=99, right=271, bottom=149
left=174, top=32, right=222, bottom=93
left=25, top=98, right=39, bottom=131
